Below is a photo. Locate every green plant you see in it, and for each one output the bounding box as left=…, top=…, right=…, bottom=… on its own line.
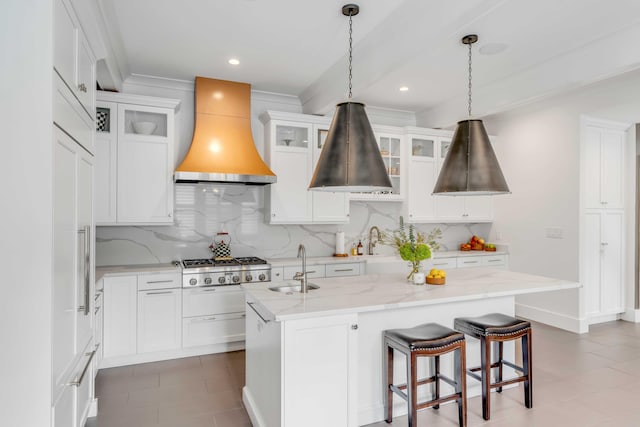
left=381, top=217, right=439, bottom=280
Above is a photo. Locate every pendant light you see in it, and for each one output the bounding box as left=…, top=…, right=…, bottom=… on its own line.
left=309, top=4, right=392, bottom=192
left=433, top=34, right=510, bottom=196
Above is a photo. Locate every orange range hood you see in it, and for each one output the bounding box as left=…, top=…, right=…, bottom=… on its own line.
left=174, top=77, right=276, bottom=184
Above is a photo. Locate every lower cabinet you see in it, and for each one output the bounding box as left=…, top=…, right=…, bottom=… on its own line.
left=245, top=300, right=358, bottom=427
left=137, top=288, right=181, bottom=353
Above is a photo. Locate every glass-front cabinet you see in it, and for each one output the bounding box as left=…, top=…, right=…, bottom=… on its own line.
left=350, top=126, right=405, bottom=201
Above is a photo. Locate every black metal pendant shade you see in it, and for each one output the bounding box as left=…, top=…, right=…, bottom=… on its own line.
left=309, top=102, right=393, bottom=192
left=432, top=119, right=510, bottom=195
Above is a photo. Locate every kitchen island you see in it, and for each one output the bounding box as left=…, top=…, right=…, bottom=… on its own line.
left=241, top=268, right=579, bottom=427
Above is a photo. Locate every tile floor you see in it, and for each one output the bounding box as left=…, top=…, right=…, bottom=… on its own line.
left=89, top=320, right=640, bottom=427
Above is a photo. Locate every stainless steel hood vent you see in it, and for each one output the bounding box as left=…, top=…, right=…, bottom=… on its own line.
left=174, top=77, right=276, bottom=185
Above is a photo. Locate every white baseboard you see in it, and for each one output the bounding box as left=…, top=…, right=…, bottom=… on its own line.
left=243, top=386, right=267, bottom=427
left=588, top=312, right=621, bottom=325
left=622, top=309, right=640, bottom=322
left=88, top=398, right=98, bottom=418
left=515, top=303, right=587, bottom=333
left=99, top=341, right=245, bottom=369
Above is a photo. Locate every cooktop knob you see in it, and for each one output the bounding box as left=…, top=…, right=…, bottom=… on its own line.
left=258, top=274, right=266, bottom=281
left=218, top=276, right=226, bottom=284
left=204, top=277, right=212, bottom=285
left=245, top=274, right=253, bottom=282
left=232, top=275, right=240, bottom=283
left=189, top=278, right=197, bottom=286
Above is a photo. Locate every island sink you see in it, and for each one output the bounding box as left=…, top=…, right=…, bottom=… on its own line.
left=268, top=283, right=319, bottom=293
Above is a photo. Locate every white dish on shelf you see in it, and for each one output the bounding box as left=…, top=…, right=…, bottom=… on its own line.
left=132, top=121, right=157, bottom=135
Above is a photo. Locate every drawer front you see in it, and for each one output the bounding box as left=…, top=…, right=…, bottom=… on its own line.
left=284, top=265, right=326, bottom=280
left=482, top=255, right=507, bottom=267
left=456, top=256, right=484, bottom=268
left=54, top=75, right=93, bottom=151
left=325, top=263, right=361, bottom=277
left=430, top=258, right=457, bottom=269
left=183, top=286, right=245, bottom=317
left=182, top=313, right=245, bottom=348
left=137, top=272, right=180, bottom=291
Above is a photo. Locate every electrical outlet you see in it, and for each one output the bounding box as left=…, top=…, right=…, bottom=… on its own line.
left=545, top=227, right=563, bottom=239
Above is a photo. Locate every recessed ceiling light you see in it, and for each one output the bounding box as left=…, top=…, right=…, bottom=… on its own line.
left=228, top=58, right=240, bottom=65
left=479, top=43, right=508, bottom=55
left=399, top=86, right=409, bottom=92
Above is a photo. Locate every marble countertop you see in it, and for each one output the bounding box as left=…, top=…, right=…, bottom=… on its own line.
left=242, top=267, right=579, bottom=321
left=267, top=251, right=507, bottom=267
left=96, top=263, right=180, bottom=281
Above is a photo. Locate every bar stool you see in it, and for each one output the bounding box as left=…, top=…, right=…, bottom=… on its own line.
left=384, top=323, right=467, bottom=427
left=453, top=313, right=532, bottom=420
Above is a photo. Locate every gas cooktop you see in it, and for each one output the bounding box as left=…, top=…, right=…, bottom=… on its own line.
left=181, top=257, right=271, bottom=287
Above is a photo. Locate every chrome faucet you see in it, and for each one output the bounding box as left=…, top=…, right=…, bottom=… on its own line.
left=293, top=244, right=308, bottom=293
left=368, top=226, right=382, bottom=255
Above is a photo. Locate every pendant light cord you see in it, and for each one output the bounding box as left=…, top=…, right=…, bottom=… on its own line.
left=468, top=41, right=472, bottom=118
left=348, top=11, right=353, bottom=99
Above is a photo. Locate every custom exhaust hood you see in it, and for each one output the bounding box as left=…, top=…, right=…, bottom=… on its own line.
left=174, top=77, right=276, bottom=184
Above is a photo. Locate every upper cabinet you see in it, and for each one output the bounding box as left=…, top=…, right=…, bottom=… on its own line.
left=95, top=92, right=180, bottom=225
left=54, top=0, right=95, bottom=121
left=261, top=111, right=350, bottom=224
left=350, top=125, right=405, bottom=201
left=583, top=124, right=625, bottom=210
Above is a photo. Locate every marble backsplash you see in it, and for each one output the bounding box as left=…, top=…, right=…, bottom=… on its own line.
left=95, top=183, right=492, bottom=266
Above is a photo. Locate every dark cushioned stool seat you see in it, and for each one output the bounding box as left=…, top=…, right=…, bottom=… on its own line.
left=454, top=313, right=532, bottom=421
left=384, top=323, right=467, bottom=427
left=385, top=323, right=465, bottom=351
left=454, top=313, right=530, bottom=338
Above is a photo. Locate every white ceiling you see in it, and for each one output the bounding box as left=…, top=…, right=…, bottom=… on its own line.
left=98, top=0, right=640, bottom=126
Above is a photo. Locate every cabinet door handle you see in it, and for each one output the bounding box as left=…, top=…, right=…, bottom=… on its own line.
left=334, top=268, right=354, bottom=272
left=601, top=242, right=608, bottom=246
left=463, top=261, right=478, bottom=264
left=247, top=302, right=271, bottom=323
left=487, top=259, right=502, bottom=263
left=307, top=270, right=317, bottom=274
left=67, top=345, right=98, bottom=387
left=77, top=226, right=90, bottom=316
left=200, top=288, right=217, bottom=292
left=78, top=83, right=87, bottom=93
left=351, top=324, right=358, bottom=330
left=433, top=262, right=448, bottom=266
left=146, top=280, right=174, bottom=284
left=145, top=291, right=173, bottom=295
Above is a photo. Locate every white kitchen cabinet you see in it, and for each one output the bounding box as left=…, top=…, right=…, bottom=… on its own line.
left=95, top=92, right=180, bottom=225
left=404, top=131, right=440, bottom=222
left=434, top=139, right=494, bottom=222
left=456, top=256, right=484, bottom=269
left=103, top=275, right=137, bottom=359
left=584, top=210, right=624, bottom=320
left=430, top=258, right=457, bottom=269
left=53, top=0, right=95, bottom=126
left=351, top=126, right=405, bottom=201
left=245, top=300, right=358, bottom=427
left=137, top=287, right=181, bottom=353
left=261, top=112, right=349, bottom=224
left=583, top=125, right=625, bottom=210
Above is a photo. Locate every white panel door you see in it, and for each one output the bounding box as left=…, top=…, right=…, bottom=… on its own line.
left=283, top=314, right=358, bottom=427
left=406, top=137, right=437, bottom=222
left=600, top=210, right=624, bottom=314
left=464, top=196, right=494, bottom=221
left=269, top=148, right=312, bottom=223
left=137, top=289, right=181, bottom=353
left=600, top=129, right=624, bottom=209
left=75, top=32, right=95, bottom=121
left=53, top=128, right=79, bottom=388
left=53, top=0, right=76, bottom=89
left=583, top=126, right=602, bottom=209
left=95, top=133, right=117, bottom=224
left=583, top=211, right=602, bottom=316
left=103, top=275, right=137, bottom=358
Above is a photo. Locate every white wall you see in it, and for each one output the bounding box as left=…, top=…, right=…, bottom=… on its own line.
left=1, top=1, right=53, bottom=425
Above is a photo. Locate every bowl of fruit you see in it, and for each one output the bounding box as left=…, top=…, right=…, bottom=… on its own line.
left=426, top=268, right=446, bottom=285
left=484, top=243, right=497, bottom=252
left=461, top=235, right=485, bottom=251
